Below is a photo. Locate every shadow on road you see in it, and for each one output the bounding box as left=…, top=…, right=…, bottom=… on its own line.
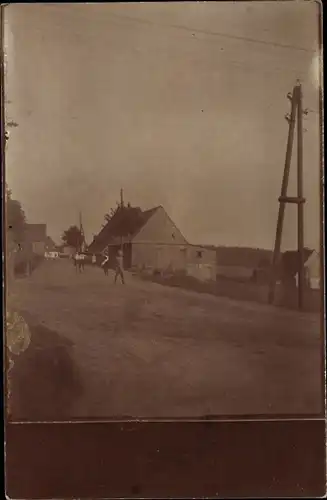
left=9, top=323, right=84, bottom=421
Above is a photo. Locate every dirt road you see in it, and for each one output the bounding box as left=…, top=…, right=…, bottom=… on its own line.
left=9, top=259, right=323, bottom=419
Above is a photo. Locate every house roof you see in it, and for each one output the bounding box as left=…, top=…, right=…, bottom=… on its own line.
left=282, top=248, right=315, bottom=277
left=294, top=250, right=320, bottom=276
left=306, top=249, right=320, bottom=265
left=45, top=236, right=56, bottom=250
left=88, top=206, right=160, bottom=253
left=24, top=224, right=47, bottom=242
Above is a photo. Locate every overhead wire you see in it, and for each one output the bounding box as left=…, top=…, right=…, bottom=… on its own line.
left=106, top=12, right=318, bottom=54
left=87, top=11, right=317, bottom=81
left=37, top=8, right=314, bottom=83
left=102, top=13, right=320, bottom=120
left=16, top=4, right=318, bottom=80
left=34, top=4, right=318, bottom=55
left=4, top=5, right=320, bottom=113
left=104, top=12, right=320, bottom=113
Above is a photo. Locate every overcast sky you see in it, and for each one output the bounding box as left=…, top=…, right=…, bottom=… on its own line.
left=4, top=2, right=321, bottom=249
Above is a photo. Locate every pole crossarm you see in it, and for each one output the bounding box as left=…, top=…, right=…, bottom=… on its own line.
left=278, top=196, right=306, bottom=204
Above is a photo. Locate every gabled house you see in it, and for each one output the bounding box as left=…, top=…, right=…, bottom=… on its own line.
left=45, top=236, right=56, bottom=252
left=11, top=223, right=47, bottom=276
left=57, top=244, right=75, bottom=257
left=295, top=249, right=321, bottom=290
left=44, top=236, right=60, bottom=259
left=279, top=248, right=314, bottom=283
left=88, top=205, right=216, bottom=280
left=24, top=224, right=47, bottom=256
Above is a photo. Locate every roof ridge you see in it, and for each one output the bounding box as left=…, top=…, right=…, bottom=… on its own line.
left=143, top=205, right=161, bottom=213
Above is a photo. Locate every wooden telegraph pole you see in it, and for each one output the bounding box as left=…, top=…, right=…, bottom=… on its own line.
left=121, top=188, right=125, bottom=251
left=79, top=211, right=86, bottom=252
left=297, top=83, right=305, bottom=309
left=268, top=81, right=306, bottom=310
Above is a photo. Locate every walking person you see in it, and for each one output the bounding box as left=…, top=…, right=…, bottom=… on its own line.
left=114, top=249, right=125, bottom=284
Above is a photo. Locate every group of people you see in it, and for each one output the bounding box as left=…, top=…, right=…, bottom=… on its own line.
left=73, top=249, right=125, bottom=284
left=73, top=252, right=86, bottom=273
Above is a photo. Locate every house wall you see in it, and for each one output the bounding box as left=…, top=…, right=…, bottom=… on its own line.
left=307, top=253, right=320, bottom=280
left=32, top=241, right=45, bottom=255
left=185, top=246, right=216, bottom=281
left=295, top=253, right=321, bottom=290
left=132, top=243, right=187, bottom=271
left=132, top=243, right=216, bottom=280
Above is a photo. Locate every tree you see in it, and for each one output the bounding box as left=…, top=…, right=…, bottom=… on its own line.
left=103, top=202, right=132, bottom=226
left=61, top=225, right=84, bottom=250
left=103, top=203, right=121, bottom=224
left=6, top=184, right=26, bottom=243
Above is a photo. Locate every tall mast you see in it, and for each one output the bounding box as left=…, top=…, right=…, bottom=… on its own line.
left=268, top=80, right=306, bottom=310
left=79, top=211, right=86, bottom=251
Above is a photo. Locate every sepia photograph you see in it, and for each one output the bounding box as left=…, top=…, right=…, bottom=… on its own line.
left=3, top=2, right=324, bottom=424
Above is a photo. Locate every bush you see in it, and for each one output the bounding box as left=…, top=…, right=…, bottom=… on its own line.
left=14, top=254, right=44, bottom=277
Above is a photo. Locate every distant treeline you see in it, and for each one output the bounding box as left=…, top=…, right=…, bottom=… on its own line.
left=201, top=245, right=273, bottom=268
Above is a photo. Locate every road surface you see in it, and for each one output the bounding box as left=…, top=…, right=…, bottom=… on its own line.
left=9, top=259, right=323, bottom=420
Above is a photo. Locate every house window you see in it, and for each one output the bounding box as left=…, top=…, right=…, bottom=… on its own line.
left=197, top=251, right=203, bottom=258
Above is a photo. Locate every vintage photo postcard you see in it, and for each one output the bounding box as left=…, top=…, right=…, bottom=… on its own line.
left=2, top=1, right=325, bottom=497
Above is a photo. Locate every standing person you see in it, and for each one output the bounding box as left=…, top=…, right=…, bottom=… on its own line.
left=75, top=252, right=83, bottom=273
left=114, top=249, right=125, bottom=285
left=92, top=254, right=96, bottom=266
left=79, top=252, right=85, bottom=273
left=101, top=252, right=109, bottom=276
left=73, top=251, right=79, bottom=272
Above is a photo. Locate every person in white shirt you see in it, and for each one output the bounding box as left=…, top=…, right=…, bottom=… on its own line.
left=73, top=252, right=79, bottom=272
left=74, top=252, right=85, bottom=273
left=79, top=252, right=85, bottom=273
left=101, top=252, right=110, bottom=276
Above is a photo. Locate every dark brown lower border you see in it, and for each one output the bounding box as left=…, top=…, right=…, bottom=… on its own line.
left=6, top=420, right=326, bottom=498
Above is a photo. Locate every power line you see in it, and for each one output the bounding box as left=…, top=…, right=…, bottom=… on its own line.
left=144, top=45, right=311, bottom=79
left=16, top=4, right=319, bottom=54
left=5, top=4, right=318, bottom=109
left=38, top=10, right=314, bottom=81
left=107, top=12, right=318, bottom=54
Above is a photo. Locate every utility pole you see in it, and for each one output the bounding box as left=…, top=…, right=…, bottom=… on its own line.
left=297, top=84, right=305, bottom=309
left=120, top=189, right=124, bottom=251
left=79, top=211, right=86, bottom=252
left=268, top=81, right=306, bottom=310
